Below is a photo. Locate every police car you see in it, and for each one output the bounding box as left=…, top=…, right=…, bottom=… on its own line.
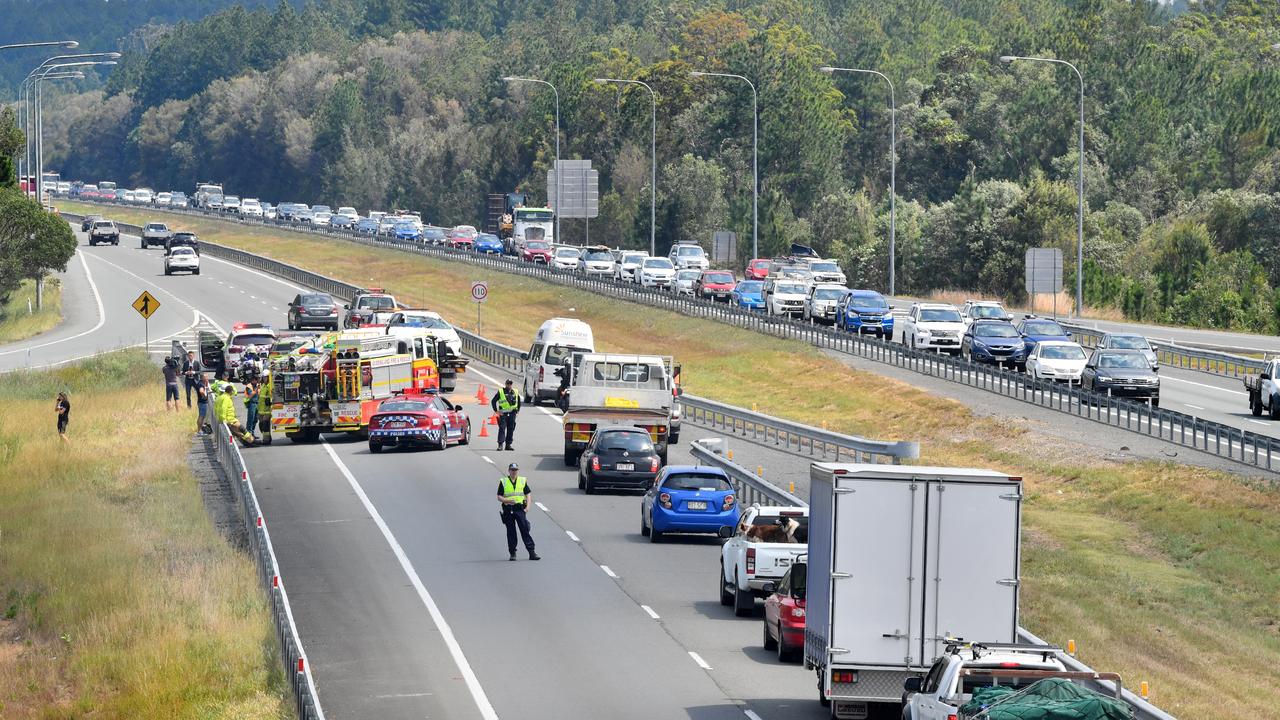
left=367, top=392, right=471, bottom=453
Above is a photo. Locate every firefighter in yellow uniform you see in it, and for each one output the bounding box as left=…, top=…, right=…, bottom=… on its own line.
left=496, top=462, right=539, bottom=561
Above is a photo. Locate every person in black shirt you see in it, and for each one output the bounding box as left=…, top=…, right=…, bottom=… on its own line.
left=163, top=357, right=181, bottom=411
left=55, top=392, right=70, bottom=443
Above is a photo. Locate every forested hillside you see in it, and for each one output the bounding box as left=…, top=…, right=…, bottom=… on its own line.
left=36, top=0, right=1280, bottom=332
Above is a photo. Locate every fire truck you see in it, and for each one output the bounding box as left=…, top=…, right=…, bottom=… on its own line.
left=264, top=331, right=443, bottom=444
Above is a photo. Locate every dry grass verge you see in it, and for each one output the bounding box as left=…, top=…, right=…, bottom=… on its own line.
left=61, top=201, right=1280, bottom=718
left=0, top=350, right=288, bottom=718
left=0, top=277, right=63, bottom=344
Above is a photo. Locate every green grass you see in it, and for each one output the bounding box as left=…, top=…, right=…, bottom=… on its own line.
left=61, top=200, right=1280, bottom=718
left=0, top=277, right=63, bottom=344
left=0, top=350, right=289, bottom=718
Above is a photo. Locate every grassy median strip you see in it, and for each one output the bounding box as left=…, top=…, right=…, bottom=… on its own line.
left=0, top=350, right=288, bottom=718
left=0, top=277, right=62, bottom=344
left=63, top=201, right=1280, bottom=718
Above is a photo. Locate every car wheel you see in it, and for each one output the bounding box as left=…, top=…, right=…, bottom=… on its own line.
left=577, top=472, right=585, bottom=490
left=648, top=520, right=662, bottom=543
left=164, top=268, right=171, bottom=276
left=193, top=269, right=200, bottom=276
left=640, top=512, right=650, bottom=537
left=584, top=474, right=596, bottom=495
left=369, top=442, right=382, bottom=454
left=1251, top=393, right=1262, bottom=417
left=734, top=582, right=755, bottom=617
left=668, top=430, right=680, bottom=445
left=523, top=382, right=533, bottom=404
left=458, top=420, right=471, bottom=445
left=140, top=240, right=146, bottom=249
left=720, top=567, right=734, bottom=606
left=763, top=618, right=778, bottom=651
left=777, top=623, right=795, bottom=662
left=1151, top=398, right=1160, bottom=409
left=435, top=432, right=448, bottom=451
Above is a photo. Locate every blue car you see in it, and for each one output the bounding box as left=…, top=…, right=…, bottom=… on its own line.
left=1014, top=316, right=1071, bottom=356
left=837, top=289, right=895, bottom=339
left=474, top=233, right=504, bottom=254
left=731, top=280, right=766, bottom=310
left=640, top=466, right=740, bottom=542
left=962, top=319, right=1027, bottom=369
left=394, top=222, right=422, bottom=242
left=355, top=218, right=379, bottom=234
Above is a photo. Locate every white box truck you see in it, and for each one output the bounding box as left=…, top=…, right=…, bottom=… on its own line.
left=805, top=463, right=1023, bottom=719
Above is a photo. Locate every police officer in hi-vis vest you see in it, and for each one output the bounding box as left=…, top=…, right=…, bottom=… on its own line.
left=490, top=378, right=521, bottom=450
left=497, top=462, right=540, bottom=561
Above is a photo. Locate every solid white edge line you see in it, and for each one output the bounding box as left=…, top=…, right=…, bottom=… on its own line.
left=688, top=651, right=712, bottom=670
left=565, top=530, right=580, bottom=542
left=600, top=565, right=618, bottom=578
left=744, top=710, right=765, bottom=720
left=320, top=439, right=500, bottom=720
left=534, top=501, right=549, bottom=513
left=640, top=605, right=660, bottom=620
left=0, top=249, right=106, bottom=357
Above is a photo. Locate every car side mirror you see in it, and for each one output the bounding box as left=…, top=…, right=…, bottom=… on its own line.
left=1066, top=332, right=1073, bottom=338
left=761, top=581, right=777, bottom=594
left=520, top=352, right=529, bottom=361
left=1261, top=373, right=1271, bottom=381
left=904, top=677, right=922, bottom=693
left=343, top=304, right=349, bottom=310
left=717, top=526, right=734, bottom=539
left=1085, top=363, right=1095, bottom=370
left=1150, top=345, right=1158, bottom=353
left=454, top=404, right=464, bottom=412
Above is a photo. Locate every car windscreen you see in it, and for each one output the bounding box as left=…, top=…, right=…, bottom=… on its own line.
left=516, top=210, right=554, bottom=221
left=93, top=222, right=113, bottom=229
left=527, top=241, right=549, bottom=250
left=736, top=281, right=763, bottom=293
left=623, top=254, right=647, bottom=264
left=1023, top=321, right=1065, bottom=336
left=776, top=283, right=806, bottom=295
left=704, top=273, right=734, bottom=283
left=423, top=229, right=446, bottom=239
left=358, top=296, right=396, bottom=310
left=1097, top=353, right=1149, bottom=369
left=971, top=305, right=1006, bottom=318
left=814, top=288, right=846, bottom=300
left=592, top=363, right=653, bottom=383
left=677, top=246, right=704, bottom=256
left=556, top=248, right=580, bottom=257
left=920, top=309, right=962, bottom=322
left=170, top=248, right=195, bottom=256
left=379, top=401, right=429, bottom=412
left=401, top=314, right=449, bottom=329
left=663, top=473, right=732, bottom=491
left=545, top=345, right=580, bottom=365
left=975, top=323, right=1020, bottom=338
left=585, top=251, right=612, bottom=261
left=598, top=431, right=654, bottom=452
left=1040, top=345, right=1086, bottom=360
left=232, top=334, right=275, bottom=347
left=146, top=224, right=167, bottom=231
left=850, top=293, right=888, bottom=309
left=677, top=270, right=701, bottom=280
left=1108, top=335, right=1149, bottom=350
left=643, top=258, right=673, bottom=269
left=810, top=262, right=839, bottom=272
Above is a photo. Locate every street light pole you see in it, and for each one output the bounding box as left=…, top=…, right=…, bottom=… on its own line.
left=503, top=76, right=561, bottom=245
left=19, top=52, right=120, bottom=199
left=595, top=77, right=657, bottom=256
left=25, top=58, right=118, bottom=203
left=821, top=65, right=897, bottom=295
left=0, top=40, right=77, bottom=53
left=1000, top=54, right=1085, bottom=318
left=691, top=70, right=758, bottom=261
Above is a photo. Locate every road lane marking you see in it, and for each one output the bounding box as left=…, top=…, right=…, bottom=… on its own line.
left=0, top=249, right=105, bottom=357
left=600, top=565, right=618, bottom=578
left=744, top=711, right=764, bottom=720
left=1250, top=420, right=1269, bottom=426
left=1183, top=403, right=1204, bottom=410
left=535, top=501, right=549, bottom=513
left=319, top=440, right=499, bottom=720
left=688, top=651, right=712, bottom=670
left=565, top=530, right=580, bottom=542
left=641, top=605, right=660, bottom=620
left=538, top=406, right=565, bottom=424
left=481, top=456, right=493, bottom=464
left=1162, top=374, right=1247, bottom=396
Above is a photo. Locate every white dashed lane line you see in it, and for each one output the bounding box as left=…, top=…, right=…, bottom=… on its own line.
left=565, top=530, right=580, bottom=542
left=688, top=652, right=713, bottom=670
left=600, top=565, right=618, bottom=579
left=535, top=502, right=550, bottom=513
left=640, top=605, right=660, bottom=620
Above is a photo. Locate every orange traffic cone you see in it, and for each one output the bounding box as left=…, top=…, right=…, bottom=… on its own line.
left=487, top=413, right=499, bottom=425
left=479, top=422, right=490, bottom=438
left=477, top=386, right=488, bottom=405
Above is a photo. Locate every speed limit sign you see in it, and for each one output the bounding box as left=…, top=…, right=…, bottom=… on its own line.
left=470, top=281, right=488, bottom=303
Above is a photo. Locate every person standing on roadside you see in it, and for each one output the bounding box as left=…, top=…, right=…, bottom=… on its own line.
left=497, top=462, right=539, bottom=561
left=163, top=357, right=181, bottom=411
left=490, top=378, right=521, bottom=451
left=182, top=350, right=204, bottom=408
left=195, top=377, right=211, bottom=434
left=55, top=392, right=70, bottom=443
left=243, top=379, right=260, bottom=441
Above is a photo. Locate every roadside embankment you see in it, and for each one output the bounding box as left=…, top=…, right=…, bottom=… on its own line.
left=0, top=277, right=62, bottom=344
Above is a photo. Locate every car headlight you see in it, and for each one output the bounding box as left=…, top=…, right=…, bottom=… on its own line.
left=1094, top=375, right=1113, bottom=383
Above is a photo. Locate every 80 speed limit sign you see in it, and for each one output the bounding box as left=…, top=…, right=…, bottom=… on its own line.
left=470, top=281, right=489, bottom=303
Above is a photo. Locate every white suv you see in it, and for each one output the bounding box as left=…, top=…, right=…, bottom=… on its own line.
left=615, top=251, right=649, bottom=282
left=577, top=246, right=616, bottom=277
left=903, top=642, right=1065, bottom=720
left=240, top=198, right=264, bottom=217
left=901, top=303, right=965, bottom=354
left=638, top=257, right=675, bottom=288
left=960, top=300, right=1012, bottom=327
left=765, top=278, right=808, bottom=317
left=668, top=243, right=709, bottom=270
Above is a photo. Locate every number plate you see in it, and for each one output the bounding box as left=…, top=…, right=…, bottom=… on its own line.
left=386, top=421, right=409, bottom=429
left=834, top=702, right=868, bottom=719
left=687, top=501, right=707, bottom=510
left=615, top=462, right=634, bottom=471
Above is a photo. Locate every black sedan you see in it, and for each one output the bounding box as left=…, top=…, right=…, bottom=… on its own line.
left=287, top=292, right=340, bottom=330
left=578, top=427, right=661, bottom=494
left=1083, top=349, right=1160, bottom=406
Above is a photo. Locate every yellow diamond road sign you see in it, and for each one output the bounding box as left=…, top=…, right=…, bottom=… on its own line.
left=132, top=291, right=160, bottom=320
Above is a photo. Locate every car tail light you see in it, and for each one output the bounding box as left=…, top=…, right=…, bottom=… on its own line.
left=790, top=607, right=806, bottom=619
left=832, top=670, right=856, bottom=684
left=722, top=494, right=735, bottom=511
left=746, top=547, right=755, bottom=575
left=649, top=457, right=659, bottom=472
left=538, top=366, right=544, bottom=382
left=659, top=492, right=672, bottom=509
left=591, top=456, right=600, bottom=471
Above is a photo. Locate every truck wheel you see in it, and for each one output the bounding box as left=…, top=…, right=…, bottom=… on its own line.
left=563, top=448, right=578, bottom=467
left=818, top=671, right=830, bottom=707
left=1251, top=393, right=1262, bottom=416
left=720, top=567, right=734, bottom=606
left=763, top=619, right=778, bottom=651
left=734, top=582, right=755, bottom=617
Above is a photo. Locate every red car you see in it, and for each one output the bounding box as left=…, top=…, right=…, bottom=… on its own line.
left=694, top=270, right=736, bottom=301
left=762, top=560, right=806, bottom=662
left=522, top=239, right=552, bottom=263
left=448, top=225, right=478, bottom=249
left=367, top=392, right=471, bottom=453
left=745, top=258, right=770, bottom=280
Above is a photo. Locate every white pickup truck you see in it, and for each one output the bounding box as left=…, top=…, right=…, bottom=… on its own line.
left=561, top=353, right=674, bottom=466
left=1244, top=359, right=1280, bottom=419
left=719, top=505, right=809, bottom=616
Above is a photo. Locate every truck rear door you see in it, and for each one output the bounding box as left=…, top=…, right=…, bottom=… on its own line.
left=921, top=479, right=1021, bottom=662
left=830, top=477, right=926, bottom=667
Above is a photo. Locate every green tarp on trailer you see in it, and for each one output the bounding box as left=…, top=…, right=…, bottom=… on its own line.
left=962, top=678, right=1134, bottom=720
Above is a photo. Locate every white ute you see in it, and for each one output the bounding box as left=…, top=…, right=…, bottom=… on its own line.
left=901, top=303, right=966, bottom=354
left=719, top=506, right=809, bottom=616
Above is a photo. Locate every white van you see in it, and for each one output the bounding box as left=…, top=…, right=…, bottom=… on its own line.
left=522, top=318, right=595, bottom=405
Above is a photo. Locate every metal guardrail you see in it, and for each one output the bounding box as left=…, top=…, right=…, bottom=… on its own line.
left=209, top=420, right=324, bottom=720
left=449, top=325, right=919, bottom=464
left=1061, top=321, right=1264, bottom=377
left=689, top=439, right=1174, bottom=720
left=63, top=206, right=1280, bottom=476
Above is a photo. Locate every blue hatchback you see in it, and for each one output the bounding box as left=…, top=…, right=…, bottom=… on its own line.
left=641, top=466, right=740, bottom=542
left=474, top=233, right=504, bottom=254
left=731, top=280, right=766, bottom=310
left=1014, top=316, right=1071, bottom=355
left=394, top=222, right=422, bottom=242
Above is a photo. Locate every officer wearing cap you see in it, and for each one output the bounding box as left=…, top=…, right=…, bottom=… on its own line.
left=490, top=378, right=521, bottom=451
left=497, top=462, right=539, bottom=561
